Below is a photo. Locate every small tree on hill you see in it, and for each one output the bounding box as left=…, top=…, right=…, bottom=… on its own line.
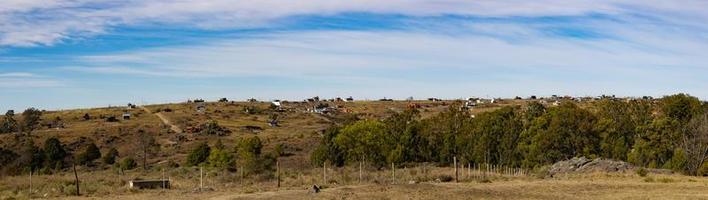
left=77, top=143, right=101, bottom=166
left=43, top=137, right=66, bottom=170
left=120, top=157, right=137, bottom=170
left=0, top=110, right=18, bottom=134
left=134, top=130, right=159, bottom=170
left=186, top=142, right=211, bottom=166
left=21, top=108, right=42, bottom=133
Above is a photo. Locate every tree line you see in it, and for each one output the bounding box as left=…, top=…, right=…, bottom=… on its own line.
left=311, top=94, right=708, bottom=176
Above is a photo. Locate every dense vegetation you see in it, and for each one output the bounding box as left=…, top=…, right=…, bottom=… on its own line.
left=312, top=94, right=708, bottom=176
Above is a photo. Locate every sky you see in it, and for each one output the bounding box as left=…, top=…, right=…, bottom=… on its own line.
left=1, top=0, right=707, bottom=111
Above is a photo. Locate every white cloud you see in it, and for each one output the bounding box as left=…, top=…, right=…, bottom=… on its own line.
left=0, top=72, right=65, bottom=88
left=62, top=28, right=707, bottom=91
left=1, top=0, right=707, bottom=46
left=0, top=72, right=37, bottom=77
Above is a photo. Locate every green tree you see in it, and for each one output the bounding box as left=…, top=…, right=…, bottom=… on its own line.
left=236, top=136, right=274, bottom=174
left=470, top=106, right=523, bottom=166
left=43, top=137, right=66, bottom=169
left=661, top=94, right=702, bottom=123
left=628, top=117, right=680, bottom=168
left=207, top=148, right=234, bottom=170
left=0, top=110, right=18, bottom=133
left=310, top=127, right=345, bottom=167
left=522, top=102, right=599, bottom=167
left=334, top=120, right=387, bottom=167
left=21, top=108, right=42, bottom=133
left=186, top=142, right=211, bottom=166
left=594, top=100, right=639, bottom=160
left=76, top=143, right=101, bottom=165
left=0, top=148, right=18, bottom=170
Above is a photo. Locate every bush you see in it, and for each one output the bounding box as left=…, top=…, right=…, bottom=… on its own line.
left=699, top=162, right=708, bottom=176
left=186, top=142, right=211, bottom=166
left=636, top=168, right=648, bottom=177
left=77, top=143, right=101, bottom=165
left=120, top=157, right=137, bottom=170
left=207, top=148, right=234, bottom=170
left=438, top=175, right=453, bottom=182
left=102, top=148, right=119, bottom=165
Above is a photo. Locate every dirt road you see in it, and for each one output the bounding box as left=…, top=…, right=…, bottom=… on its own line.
left=140, top=106, right=182, bottom=133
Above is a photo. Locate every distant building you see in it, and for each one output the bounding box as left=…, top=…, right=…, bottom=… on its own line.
left=122, top=113, right=131, bottom=120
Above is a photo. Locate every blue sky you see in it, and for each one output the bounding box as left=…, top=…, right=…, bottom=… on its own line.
left=1, top=0, right=707, bottom=111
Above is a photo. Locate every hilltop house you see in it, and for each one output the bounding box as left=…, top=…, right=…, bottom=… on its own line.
left=122, top=112, right=131, bottom=120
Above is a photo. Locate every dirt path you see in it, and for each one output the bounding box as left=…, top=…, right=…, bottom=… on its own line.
left=140, top=106, right=182, bottom=133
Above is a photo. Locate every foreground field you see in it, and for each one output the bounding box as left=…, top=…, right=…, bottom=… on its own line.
left=54, top=173, right=708, bottom=200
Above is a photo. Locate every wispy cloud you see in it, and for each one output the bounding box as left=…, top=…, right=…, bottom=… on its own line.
left=1, top=0, right=707, bottom=47
left=0, top=72, right=64, bottom=88
left=0, top=72, right=37, bottom=77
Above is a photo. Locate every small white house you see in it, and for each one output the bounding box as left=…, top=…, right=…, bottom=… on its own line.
left=122, top=113, right=131, bottom=120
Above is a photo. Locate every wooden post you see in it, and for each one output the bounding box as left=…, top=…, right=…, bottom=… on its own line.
left=276, top=159, right=281, bottom=188
left=162, top=168, right=165, bottom=189
left=323, top=161, right=327, bottom=185
left=467, top=163, right=470, bottom=178
left=359, top=160, right=362, bottom=184
left=200, top=167, right=203, bottom=191
left=73, top=163, right=80, bottom=196
left=29, top=169, right=32, bottom=198
left=391, top=162, right=395, bottom=184
left=453, top=156, right=458, bottom=183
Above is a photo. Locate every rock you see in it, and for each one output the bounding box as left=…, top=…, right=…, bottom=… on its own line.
left=408, top=180, right=418, bottom=184
left=547, top=157, right=635, bottom=177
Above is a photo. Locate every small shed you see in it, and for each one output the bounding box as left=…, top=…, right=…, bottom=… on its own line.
left=129, top=179, right=170, bottom=189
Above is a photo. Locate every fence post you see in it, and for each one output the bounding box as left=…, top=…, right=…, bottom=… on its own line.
left=391, top=162, right=395, bottom=184
left=359, top=160, right=362, bottom=184
left=29, top=169, right=32, bottom=198
left=454, top=156, right=458, bottom=183
left=323, top=161, right=327, bottom=185
left=200, top=167, right=203, bottom=191
left=276, top=159, right=280, bottom=188
left=73, top=163, right=80, bottom=196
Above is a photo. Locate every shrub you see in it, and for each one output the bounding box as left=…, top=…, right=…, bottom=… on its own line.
left=120, top=157, right=137, bottom=170
left=657, top=177, right=675, bottom=183
left=699, top=162, right=708, bottom=176
left=102, top=148, right=119, bottom=165
left=199, top=121, right=231, bottom=136
left=77, top=143, right=101, bottom=165
left=186, top=142, right=211, bottom=166
left=636, top=168, right=648, bottom=177
left=438, top=175, right=453, bottom=182
left=207, top=148, right=234, bottom=170
left=43, top=137, right=66, bottom=169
